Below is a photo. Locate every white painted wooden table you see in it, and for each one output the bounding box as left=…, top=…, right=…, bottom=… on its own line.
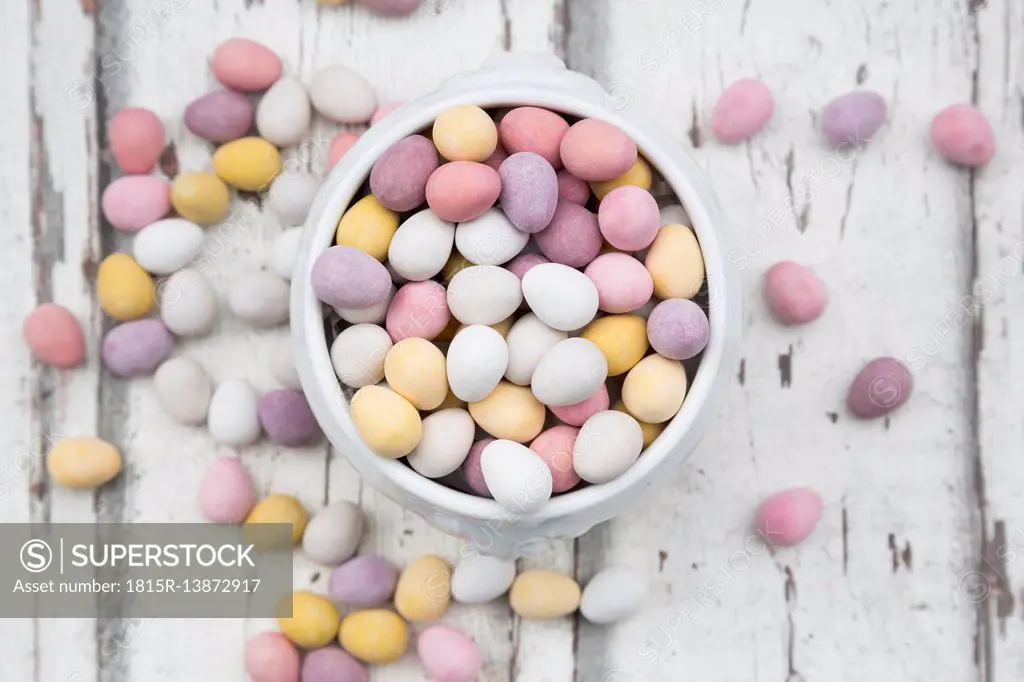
left=3, top=0, right=1022, bottom=679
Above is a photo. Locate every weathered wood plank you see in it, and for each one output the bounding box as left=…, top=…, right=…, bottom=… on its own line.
left=569, top=0, right=980, bottom=679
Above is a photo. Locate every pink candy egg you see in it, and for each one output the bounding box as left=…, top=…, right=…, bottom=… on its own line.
left=847, top=356, right=913, bottom=419
left=755, top=488, right=822, bottom=547
left=417, top=625, right=482, bottom=682
left=584, top=253, right=654, bottom=313
left=712, top=78, right=774, bottom=144
left=370, top=134, right=439, bottom=212
left=556, top=169, right=590, bottom=205
left=101, top=176, right=171, bottom=231
left=425, top=161, right=501, bottom=222
left=328, top=132, right=361, bottom=171
left=506, top=252, right=550, bottom=280
left=23, top=303, right=85, bottom=369
left=371, top=100, right=403, bottom=126
left=560, top=118, right=638, bottom=181
left=245, top=632, right=300, bottom=682
left=763, top=261, right=827, bottom=325
left=386, top=280, right=450, bottom=342
left=931, top=103, right=996, bottom=167
left=199, top=456, right=256, bottom=523
left=482, top=140, right=509, bottom=172
left=550, top=384, right=609, bottom=427
left=597, top=186, right=660, bottom=251
left=499, top=106, right=570, bottom=169
left=109, top=107, right=165, bottom=174
left=461, top=438, right=494, bottom=497
left=211, top=38, right=283, bottom=92
left=529, top=425, right=581, bottom=493
left=534, top=200, right=602, bottom=268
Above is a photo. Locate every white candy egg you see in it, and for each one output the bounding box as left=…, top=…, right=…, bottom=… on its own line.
left=309, top=65, right=377, bottom=124
left=580, top=566, right=647, bottom=624
left=531, top=338, right=608, bottom=407
left=208, top=379, right=261, bottom=446
left=452, top=555, right=517, bottom=604
left=504, top=313, right=567, bottom=386
left=256, top=76, right=312, bottom=148
left=480, top=440, right=553, bottom=514
left=270, top=227, right=303, bottom=281
left=269, top=337, right=302, bottom=389
left=407, top=408, right=475, bottom=478
left=659, top=203, right=689, bottom=226
left=387, top=209, right=455, bottom=281
left=268, top=172, right=320, bottom=225
left=330, top=323, right=392, bottom=389
left=446, top=325, right=508, bottom=402
left=334, top=284, right=395, bottom=325
left=573, top=410, right=643, bottom=483
left=455, top=208, right=529, bottom=265
left=159, top=268, right=217, bottom=337
left=447, top=265, right=522, bottom=326
left=301, top=501, right=364, bottom=566
left=228, top=271, right=290, bottom=327
left=153, top=357, right=213, bottom=426
left=132, top=218, right=204, bottom=275
left=522, top=263, right=599, bottom=332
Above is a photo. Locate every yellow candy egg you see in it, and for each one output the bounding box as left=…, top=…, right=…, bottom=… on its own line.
left=457, top=316, right=512, bottom=339
left=97, top=253, right=155, bottom=321
left=432, top=388, right=466, bottom=411
left=612, top=400, right=664, bottom=447
left=335, top=195, right=399, bottom=262
left=384, top=338, right=448, bottom=410
left=245, top=493, right=309, bottom=544
left=581, top=315, right=649, bottom=376
left=394, top=554, right=452, bottom=622
left=432, top=105, right=498, bottom=162
left=509, top=570, right=581, bottom=620
left=434, top=315, right=462, bottom=342
left=277, top=591, right=340, bottom=649
left=339, top=610, right=409, bottom=664
left=350, top=385, right=423, bottom=458
left=441, top=253, right=473, bottom=283
left=645, top=224, right=705, bottom=299
left=212, top=137, right=282, bottom=191
left=170, top=171, right=231, bottom=225
left=621, top=354, right=687, bottom=424
left=46, top=437, right=122, bottom=489
left=590, top=156, right=653, bottom=200
left=468, top=381, right=545, bottom=442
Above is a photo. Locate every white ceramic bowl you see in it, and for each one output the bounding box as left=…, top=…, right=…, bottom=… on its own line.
left=292, top=52, right=742, bottom=557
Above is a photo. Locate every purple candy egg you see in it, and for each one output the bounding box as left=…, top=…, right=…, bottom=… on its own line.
left=258, top=389, right=321, bottom=446
left=820, top=90, right=886, bottom=148
left=370, top=134, right=439, bottom=212
left=506, top=252, right=550, bottom=280
left=847, top=357, right=913, bottom=419
left=328, top=555, right=399, bottom=607
left=301, top=647, right=369, bottom=682
left=101, top=320, right=173, bottom=377
left=533, top=201, right=602, bottom=268
left=646, top=299, right=710, bottom=361
left=357, top=0, right=421, bottom=16
left=184, top=90, right=255, bottom=143
left=556, top=169, right=590, bottom=205
left=498, top=152, right=559, bottom=233
left=311, top=246, right=391, bottom=309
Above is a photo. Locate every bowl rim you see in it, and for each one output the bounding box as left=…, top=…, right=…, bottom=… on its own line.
left=292, top=81, right=737, bottom=524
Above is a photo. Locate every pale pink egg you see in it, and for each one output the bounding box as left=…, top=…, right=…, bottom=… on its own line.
left=549, top=384, right=609, bottom=427
left=584, top=252, right=654, bottom=313
left=211, top=38, right=282, bottom=92
left=101, top=176, right=171, bottom=231
left=529, top=425, right=581, bottom=493
left=499, top=106, right=570, bottom=169
left=245, top=632, right=300, bottom=682
left=597, top=186, right=660, bottom=251
left=198, top=456, right=256, bottom=523
left=370, top=100, right=403, bottom=126
left=386, top=281, right=450, bottom=342
left=755, top=488, right=822, bottom=547
left=460, top=438, right=494, bottom=497
left=327, top=132, right=360, bottom=171
left=109, top=107, right=165, bottom=174
left=506, top=252, right=550, bottom=280
left=763, top=261, right=827, bottom=326
left=711, top=78, right=774, bottom=144
left=417, top=625, right=482, bottom=682
left=931, top=103, right=996, bottom=167
left=481, top=140, right=509, bottom=172
left=425, top=161, right=501, bottom=223
left=556, top=169, right=590, bottom=205
left=23, top=303, right=85, bottom=369
left=559, top=118, right=637, bottom=181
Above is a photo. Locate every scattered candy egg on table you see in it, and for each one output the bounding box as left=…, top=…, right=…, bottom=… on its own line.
left=350, top=385, right=422, bottom=458
left=270, top=337, right=303, bottom=390
left=530, top=425, right=581, bottom=493
left=394, top=554, right=452, bottom=622
left=198, top=455, right=256, bottom=523
left=170, top=171, right=231, bottom=225
left=387, top=209, right=455, bottom=281
left=522, top=263, right=599, bottom=332
left=711, top=77, right=774, bottom=143
left=46, top=437, right=122, bottom=489
left=271, top=227, right=304, bottom=281
left=268, top=172, right=320, bottom=225
left=530, top=337, right=608, bottom=407
left=259, top=389, right=321, bottom=446
left=417, top=625, right=483, bottom=682
left=386, top=280, right=451, bottom=341
left=256, top=76, right=312, bottom=147
left=499, top=106, right=569, bottom=168
left=580, top=566, right=647, bottom=624
left=301, top=500, right=364, bottom=566
left=550, top=383, right=610, bottom=427
left=108, top=107, right=165, bottom=174
left=338, top=609, right=408, bottom=664
left=460, top=438, right=494, bottom=497
left=97, top=253, right=155, bottom=321
left=101, top=175, right=171, bottom=231
left=213, top=136, right=282, bottom=191
left=245, top=632, right=300, bottom=682
left=590, top=155, right=653, bottom=200
left=622, top=354, right=688, bottom=424
left=433, top=104, right=498, bottom=162
left=328, top=131, right=361, bottom=170
left=384, top=337, right=449, bottom=410
left=247, top=493, right=308, bottom=544
left=335, top=195, right=399, bottom=262
left=645, top=223, right=705, bottom=299
left=408, top=408, right=475, bottom=477
left=101, top=319, right=173, bottom=377
left=208, top=379, right=262, bottom=446
left=533, top=200, right=603, bottom=268
left=498, top=151, right=559, bottom=233
left=581, top=314, right=649, bottom=376
left=847, top=356, right=913, bottom=419
left=559, top=118, right=637, bottom=181
left=931, top=103, right=996, bottom=167
left=755, top=487, right=822, bottom=547
left=451, top=554, right=516, bottom=604
left=184, top=90, right=255, bottom=143
left=211, top=38, right=282, bottom=91
left=370, top=134, right=440, bottom=212
left=469, top=381, right=545, bottom=443
left=309, top=64, right=377, bottom=123
left=132, top=218, right=204, bottom=275
left=228, top=271, right=290, bottom=327
left=480, top=439, right=553, bottom=512
left=329, top=555, right=399, bottom=607
left=159, top=268, right=218, bottom=337
left=301, top=647, right=369, bottom=682
left=763, top=261, right=827, bottom=326
left=820, top=90, right=886, bottom=148
left=426, top=161, right=502, bottom=222
left=455, top=208, right=529, bottom=265
left=23, top=303, right=85, bottom=369
left=154, top=357, right=213, bottom=426
left=646, top=298, right=710, bottom=360
left=278, top=590, right=341, bottom=649
left=573, top=410, right=644, bottom=484
left=357, top=0, right=422, bottom=15
left=331, top=323, right=392, bottom=388
left=509, top=570, right=581, bottom=620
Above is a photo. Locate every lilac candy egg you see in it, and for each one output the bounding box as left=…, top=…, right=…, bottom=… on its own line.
left=499, top=152, right=559, bottom=233
left=311, top=246, right=391, bottom=309
left=597, top=186, right=660, bottom=251
left=931, top=104, right=996, bottom=167
left=461, top=438, right=494, bottom=497
left=712, top=78, right=774, bottom=144
left=101, top=319, right=173, bottom=377
left=258, top=389, right=321, bottom=447
left=386, top=280, right=450, bottom=341
left=370, top=134, right=439, bottom=212
left=301, top=647, right=369, bottom=682
left=584, top=252, right=654, bottom=314
left=184, top=90, right=255, bottom=143
left=755, top=488, right=822, bottom=547
left=534, top=201, right=602, bottom=268
left=101, top=176, right=171, bottom=232
left=646, top=299, right=710, bottom=361
left=506, top=253, right=550, bottom=280
left=847, top=357, right=913, bottom=419
left=556, top=169, right=590, bottom=205
left=763, top=261, right=827, bottom=325
left=328, top=555, right=399, bottom=607
left=820, top=90, right=886, bottom=148
left=357, top=0, right=421, bottom=16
